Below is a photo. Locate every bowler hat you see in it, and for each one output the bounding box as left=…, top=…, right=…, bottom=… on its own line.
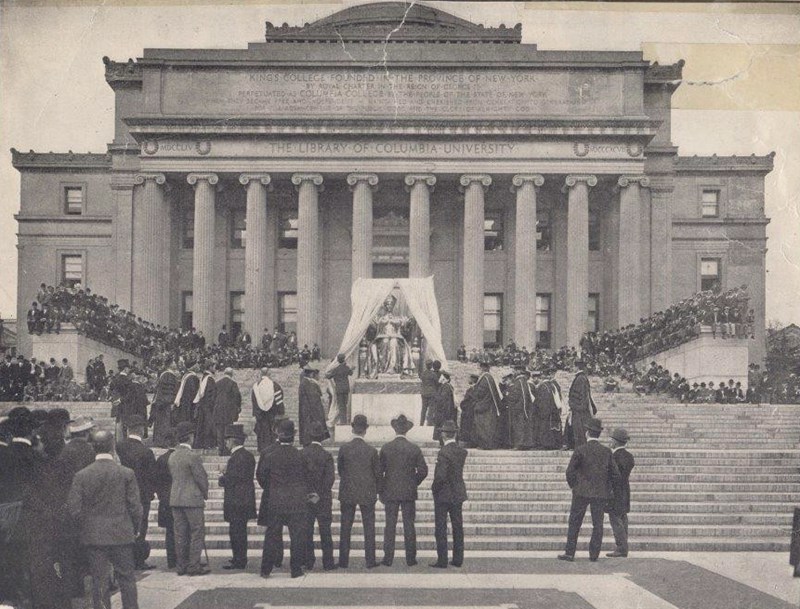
left=277, top=419, right=295, bottom=440
left=175, top=421, right=195, bottom=442
left=611, top=428, right=629, bottom=444
left=48, top=408, right=71, bottom=426
left=309, top=421, right=328, bottom=442
left=479, top=361, right=491, bottom=370
left=584, top=417, right=603, bottom=433
left=351, top=414, right=369, bottom=431
left=468, top=374, right=479, bottom=383
left=127, top=415, right=147, bottom=429
left=390, top=414, right=414, bottom=435
left=225, top=423, right=246, bottom=440
left=439, top=420, right=458, bottom=435
left=68, top=416, right=95, bottom=434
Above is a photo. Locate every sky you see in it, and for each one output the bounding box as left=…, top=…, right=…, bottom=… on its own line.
left=0, top=1, right=798, bottom=325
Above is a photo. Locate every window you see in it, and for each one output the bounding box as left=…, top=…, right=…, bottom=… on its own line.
left=280, top=209, right=298, bottom=249
left=61, top=254, right=83, bottom=288
left=181, top=206, right=194, bottom=249
left=588, top=208, right=601, bottom=251
left=701, top=190, right=720, bottom=218
left=181, top=292, right=193, bottom=330
left=483, top=293, right=503, bottom=348
left=484, top=216, right=504, bottom=251
left=64, top=187, right=83, bottom=215
left=230, top=208, right=246, bottom=249
left=536, top=207, right=552, bottom=251
left=700, top=258, right=722, bottom=291
left=536, top=294, right=551, bottom=349
left=230, top=291, right=244, bottom=338
left=588, top=293, right=600, bottom=333
left=278, top=292, right=297, bottom=334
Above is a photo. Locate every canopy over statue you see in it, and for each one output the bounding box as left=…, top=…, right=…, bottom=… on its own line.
left=333, top=277, right=448, bottom=378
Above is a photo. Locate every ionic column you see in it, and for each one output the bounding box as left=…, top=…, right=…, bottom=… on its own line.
left=460, top=174, right=492, bottom=351
left=240, top=173, right=272, bottom=337
left=617, top=175, right=650, bottom=326
left=347, top=173, right=378, bottom=283
left=292, top=173, right=324, bottom=348
left=132, top=173, right=167, bottom=325
left=405, top=174, right=436, bottom=277
left=187, top=173, right=218, bottom=339
left=512, top=174, right=544, bottom=350
left=649, top=177, right=674, bottom=313
left=564, top=175, right=596, bottom=347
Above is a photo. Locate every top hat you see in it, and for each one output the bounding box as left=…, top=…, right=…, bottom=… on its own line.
left=439, top=420, right=458, bottom=435
left=585, top=417, right=603, bottom=433
left=351, top=414, right=369, bottom=432
left=175, top=421, right=195, bottom=442
left=69, top=416, right=96, bottom=434
left=390, top=414, right=414, bottom=435
left=277, top=419, right=296, bottom=440
left=309, top=421, right=328, bottom=441
left=479, top=361, right=491, bottom=370
left=302, top=365, right=319, bottom=375
left=225, top=423, right=246, bottom=440
left=127, top=415, right=147, bottom=429
left=610, top=428, right=629, bottom=444
left=48, top=408, right=71, bottom=426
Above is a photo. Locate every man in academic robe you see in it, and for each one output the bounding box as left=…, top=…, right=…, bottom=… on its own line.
left=419, top=360, right=440, bottom=427
left=429, top=420, right=468, bottom=569
left=457, top=374, right=479, bottom=448
left=149, top=360, right=180, bottom=448
left=252, top=368, right=285, bottom=452
left=298, top=366, right=330, bottom=447
left=505, top=366, right=534, bottom=450
left=219, top=424, right=256, bottom=570
left=193, top=364, right=217, bottom=449
left=213, top=367, right=242, bottom=456
left=432, top=372, right=457, bottom=443
left=568, top=360, right=596, bottom=449
left=606, top=428, right=635, bottom=558
left=172, top=366, right=200, bottom=426
left=301, top=421, right=336, bottom=571
left=532, top=375, right=563, bottom=450
left=471, top=362, right=503, bottom=450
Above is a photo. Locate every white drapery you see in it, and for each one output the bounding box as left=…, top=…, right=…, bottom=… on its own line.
left=330, top=276, right=448, bottom=373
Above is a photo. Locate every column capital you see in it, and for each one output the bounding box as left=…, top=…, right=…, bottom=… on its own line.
left=239, top=173, right=272, bottom=187
left=511, top=174, right=544, bottom=193
left=564, top=174, right=597, bottom=189
left=187, top=173, right=219, bottom=187
left=134, top=172, right=166, bottom=186
left=617, top=175, right=651, bottom=190
left=346, top=173, right=378, bottom=190
left=291, top=173, right=324, bottom=188
left=459, top=174, right=492, bottom=192
left=404, top=173, right=436, bottom=192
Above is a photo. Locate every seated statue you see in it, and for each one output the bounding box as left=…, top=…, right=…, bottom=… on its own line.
left=365, top=294, right=415, bottom=378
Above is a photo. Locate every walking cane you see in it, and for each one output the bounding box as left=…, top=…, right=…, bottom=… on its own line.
left=202, top=539, right=210, bottom=567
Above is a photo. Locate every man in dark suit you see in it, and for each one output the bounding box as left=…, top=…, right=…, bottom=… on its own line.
left=301, top=421, right=336, bottom=571
left=219, top=423, right=256, bottom=570
left=379, top=414, right=428, bottom=567
left=606, top=428, right=635, bottom=558
left=66, top=430, right=141, bottom=609
left=213, top=367, right=242, bottom=456
left=256, top=419, right=310, bottom=579
left=152, top=430, right=177, bottom=569
left=558, top=417, right=620, bottom=562
left=430, top=420, right=468, bottom=568
left=169, top=421, right=210, bottom=576
left=325, top=354, right=352, bottom=424
left=337, top=414, right=381, bottom=569
left=419, top=360, right=439, bottom=426
left=116, top=415, right=156, bottom=569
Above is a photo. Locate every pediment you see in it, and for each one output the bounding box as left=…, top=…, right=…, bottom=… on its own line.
left=265, top=2, right=521, bottom=44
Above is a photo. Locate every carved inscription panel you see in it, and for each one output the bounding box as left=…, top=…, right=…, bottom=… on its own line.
left=159, top=68, right=631, bottom=118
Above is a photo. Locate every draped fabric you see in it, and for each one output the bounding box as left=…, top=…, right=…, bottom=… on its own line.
left=331, top=276, right=448, bottom=372
left=252, top=378, right=275, bottom=412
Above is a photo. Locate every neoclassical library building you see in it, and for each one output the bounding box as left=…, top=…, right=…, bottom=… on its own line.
left=12, top=2, right=772, bottom=361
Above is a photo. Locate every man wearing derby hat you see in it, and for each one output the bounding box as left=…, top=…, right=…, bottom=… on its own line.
left=558, top=417, right=620, bottom=563
left=379, top=414, right=428, bottom=567
left=169, top=421, right=210, bottom=576
left=337, top=414, right=382, bottom=569
left=606, top=428, right=635, bottom=558
left=219, top=423, right=256, bottom=570
left=256, top=419, right=310, bottom=578
left=301, top=421, right=336, bottom=571
left=430, top=420, right=468, bottom=568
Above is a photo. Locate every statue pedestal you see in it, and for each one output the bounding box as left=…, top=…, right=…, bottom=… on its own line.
left=335, top=378, right=432, bottom=443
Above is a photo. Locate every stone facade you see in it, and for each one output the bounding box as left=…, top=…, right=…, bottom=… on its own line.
left=12, top=3, right=771, bottom=363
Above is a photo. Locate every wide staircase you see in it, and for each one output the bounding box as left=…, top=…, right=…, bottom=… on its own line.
left=8, top=362, right=800, bottom=552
